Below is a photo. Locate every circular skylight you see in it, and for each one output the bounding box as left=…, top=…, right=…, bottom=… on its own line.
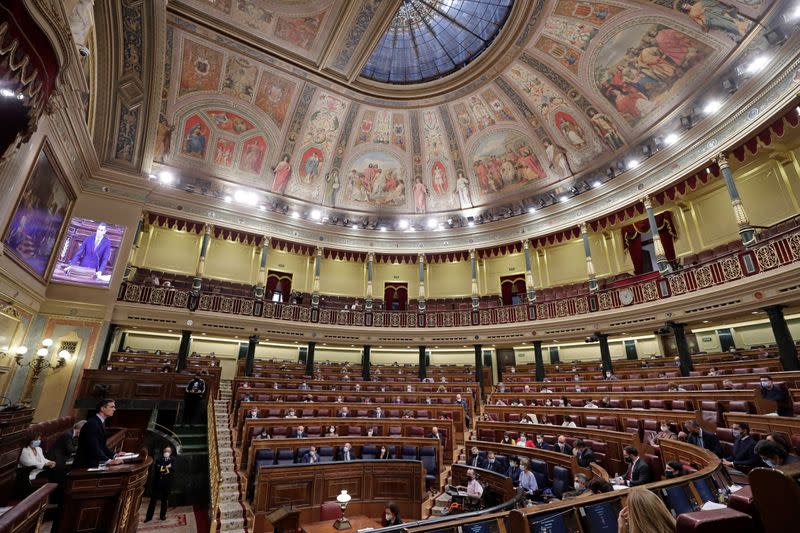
left=361, top=0, right=513, bottom=84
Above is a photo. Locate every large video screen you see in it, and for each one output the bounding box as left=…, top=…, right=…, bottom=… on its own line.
left=50, top=217, right=125, bottom=288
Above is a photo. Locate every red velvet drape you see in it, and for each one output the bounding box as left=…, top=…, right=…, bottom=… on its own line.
left=384, top=284, right=408, bottom=310
left=267, top=272, right=292, bottom=298
left=500, top=275, right=526, bottom=305
left=397, top=287, right=408, bottom=310
left=621, top=212, right=677, bottom=274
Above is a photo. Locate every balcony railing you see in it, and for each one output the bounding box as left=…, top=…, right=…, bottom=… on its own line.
left=118, top=228, right=800, bottom=328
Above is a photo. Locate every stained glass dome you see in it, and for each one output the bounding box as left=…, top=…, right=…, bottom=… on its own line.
left=361, top=0, right=513, bottom=84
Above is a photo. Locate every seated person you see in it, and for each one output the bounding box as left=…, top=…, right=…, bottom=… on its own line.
left=598, top=395, right=612, bottom=408
left=245, top=407, right=260, bottom=419
left=284, top=409, right=297, bottom=419
left=427, top=426, right=443, bottom=442
left=535, top=434, right=551, bottom=450
left=649, top=421, right=677, bottom=445
left=517, top=460, right=538, bottom=495
left=337, top=442, right=358, bottom=461
left=617, top=488, right=675, bottom=533
left=587, top=477, right=614, bottom=494
left=561, top=415, right=577, bottom=428
left=755, top=439, right=800, bottom=468
left=505, top=456, right=521, bottom=485
left=325, top=426, right=338, bottom=438
left=722, top=379, right=735, bottom=390
left=667, top=382, right=687, bottom=392
left=338, top=406, right=350, bottom=417
left=516, top=433, right=535, bottom=448
left=614, top=446, right=651, bottom=487
left=500, top=432, right=515, bottom=446
left=19, top=434, right=56, bottom=476
left=484, top=451, right=504, bottom=474
left=722, top=422, right=762, bottom=472
left=49, top=420, right=86, bottom=473
left=664, top=461, right=687, bottom=479
left=382, top=502, right=402, bottom=527
left=680, top=420, right=722, bottom=457
left=562, top=473, right=590, bottom=499
left=554, top=435, right=573, bottom=455
left=377, top=445, right=392, bottom=459
left=256, top=428, right=271, bottom=440
left=573, top=440, right=597, bottom=467
left=759, top=376, right=793, bottom=416
left=467, top=446, right=485, bottom=468
left=293, top=425, right=307, bottom=438
left=301, top=446, right=320, bottom=463
left=584, top=399, right=599, bottom=409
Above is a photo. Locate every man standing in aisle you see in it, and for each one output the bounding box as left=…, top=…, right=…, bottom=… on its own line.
left=145, top=446, right=176, bottom=522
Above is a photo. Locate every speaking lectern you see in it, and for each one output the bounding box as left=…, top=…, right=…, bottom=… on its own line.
left=267, top=506, right=303, bottom=533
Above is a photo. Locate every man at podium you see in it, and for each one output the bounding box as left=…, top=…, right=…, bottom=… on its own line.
left=73, top=399, right=125, bottom=468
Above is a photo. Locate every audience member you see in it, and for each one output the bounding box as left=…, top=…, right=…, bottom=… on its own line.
left=587, top=477, right=613, bottom=494
left=18, top=434, right=56, bottom=476
left=561, top=415, right=577, bottom=428
left=617, top=488, right=675, bottom=533
left=584, top=399, right=598, bottom=409
left=755, top=439, right=800, bottom=467
left=505, top=456, right=521, bottom=485
left=301, top=446, right=320, bottom=463
left=562, top=473, right=589, bottom=499
left=468, top=447, right=485, bottom=468
left=759, top=375, right=793, bottom=416
left=184, top=374, right=206, bottom=426
left=664, top=461, right=687, bottom=478
left=245, top=407, right=259, bottom=419
left=325, top=426, right=338, bottom=437
left=382, top=502, right=402, bottom=526
left=765, top=432, right=793, bottom=453
left=616, top=446, right=651, bottom=487
left=722, top=379, right=735, bottom=390
left=427, top=426, right=442, bottom=442
left=535, top=435, right=551, bottom=450
left=377, top=445, right=392, bottom=459
left=723, top=422, right=761, bottom=472
left=555, top=435, right=572, bottom=455
left=500, top=432, right=515, bottom=446
left=285, top=409, right=297, bottom=419
left=681, top=420, right=722, bottom=457
left=517, top=461, right=538, bottom=494
left=293, top=425, right=307, bottom=438
left=516, top=433, right=534, bottom=448
left=573, top=440, right=596, bottom=467
left=598, top=396, right=612, bottom=408
left=337, top=443, right=356, bottom=461
left=649, top=422, right=677, bottom=445
left=484, top=451, right=504, bottom=474
left=49, top=420, right=86, bottom=475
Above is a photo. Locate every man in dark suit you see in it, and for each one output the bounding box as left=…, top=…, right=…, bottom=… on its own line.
left=373, top=407, right=384, bottom=419
left=573, top=440, right=597, bottom=467
left=301, top=446, right=320, bottom=463
left=427, top=426, right=443, bottom=442
left=619, top=446, right=651, bottom=487
left=468, top=447, right=485, bottom=469
left=293, top=425, right=307, bottom=438
left=484, top=451, right=504, bottom=474
left=337, top=443, right=358, bottom=461
left=759, top=376, right=793, bottom=416
left=65, top=222, right=112, bottom=278
left=682, top=420, right=723, bottom=457
left=184, top=374, right=206, bottom=426
left=337, top=406, right=350, bottom=417
left=73, top=399, right=124, bottom=468
left=535, top=435, right=552, bottom=450
left=144, top=446, right=176, bottom=522
left=505, top=457, right=521, bottom=485
left=723, top=422, right=762, bottom=472
left=244, top=407, right=259, bottom=419
left=555, top=435, right=573, bottom=455
left=48, top=420, right=86, bottom=471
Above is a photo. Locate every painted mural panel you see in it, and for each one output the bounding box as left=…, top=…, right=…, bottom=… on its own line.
left=206, top=110, right=255, bottom=134
left=181, top=115, right=211, bottom=159
left=254, top=73, right=296, bottom=128
left=340, top=151, right=408, bottom=209
left=594, top=22, right=713, bottom=126
left=301, top=92, right=347, bottom=155
left=221, top=55, right=258, bottom=100
left=213, top=138, right=236, bottom=167
left=239, top=136, right=267, bottom=175
left=470, top=130, right=547, bottom=196
left=676, top=0, right=753, bottom=41
left=274, top=13, right=325, bottom=51
left=178, top=39, right=223, bottom=98
left=355, top=110, right=407, bottom=150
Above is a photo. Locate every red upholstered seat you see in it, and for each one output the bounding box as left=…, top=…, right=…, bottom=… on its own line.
left=320, top=501, right=343, bottom=521
left=676, top=509, right=753, bottom=532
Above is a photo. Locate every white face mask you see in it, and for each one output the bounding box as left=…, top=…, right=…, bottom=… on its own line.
left=385, top=514, right=392, bottom=522
left=163, top=452, right=171, bottom=458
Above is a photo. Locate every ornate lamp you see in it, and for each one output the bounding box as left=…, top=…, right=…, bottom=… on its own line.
left=333, top=490, right=352, bottom=530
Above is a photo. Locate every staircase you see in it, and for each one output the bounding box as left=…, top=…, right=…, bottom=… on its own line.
left=210, top=381, right=248, bottom=532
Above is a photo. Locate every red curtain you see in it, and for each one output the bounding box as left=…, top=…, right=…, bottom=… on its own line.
left=621, top=212, right=677, bottom=274
left=397, top=287, right=408, bottom=311
left=267, top=271, right=292, bottom=299
left=384, top=284, right=408, bottom=310
left=500, top=275, right=525, bottom=305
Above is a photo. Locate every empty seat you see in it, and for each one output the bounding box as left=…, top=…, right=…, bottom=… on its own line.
left=276, top=448, right=294, bottom=465
left=362, top=445, right=377, bottom=459
left=318, top=446, right=334, bottom=462
left=348, top=426, right=363, bottom=436
left=551, top=466, right=570, bottom=498
left=529, top=459, right=548, bottom=489
left=599, top=417, right=618, bottom=431
left=254, top=449, right=274, bottom=469
left=420, top=446, right=437, bottom=483
left=401, top=445, right=418, bottom=460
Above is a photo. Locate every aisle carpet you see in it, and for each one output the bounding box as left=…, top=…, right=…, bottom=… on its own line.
left=136, top=501, right=199, bottom=532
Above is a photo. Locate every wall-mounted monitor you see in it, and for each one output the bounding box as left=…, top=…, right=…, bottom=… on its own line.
left=529, top=508, right=583, bottom=533
left=459, top=519, right=501, bottom=533
left=662, top=484, right=698, bottom=516
left=693, top=477, right=717, bottom=503
left=50, top=217, right=126, bottom=288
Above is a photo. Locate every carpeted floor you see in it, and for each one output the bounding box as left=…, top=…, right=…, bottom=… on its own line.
left=39, top=500, right=207, bottom=533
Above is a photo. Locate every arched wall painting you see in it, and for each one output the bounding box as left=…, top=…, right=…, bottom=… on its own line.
left=594, top=23, right=713, bottom=127
left=341, top=151, right=408, bottom=208
left=431, top=161, right=448, bottom=195
left=299, top=147, right=324, bottom=184
left=213, top=138, right=235, bottom=167
left=181, top=115, right=210, bottom=159
left=470, top=130, right=546, bottom=197
left=239, top=136, right=267, bottom=175
left=206, top=110, right=256, bottom=134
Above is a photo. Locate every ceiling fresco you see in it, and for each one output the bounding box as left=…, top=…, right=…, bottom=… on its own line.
left=154, top=0, right=773, bottom=216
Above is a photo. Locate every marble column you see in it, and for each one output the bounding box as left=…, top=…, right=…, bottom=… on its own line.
left=716, top=152, right=756, bottom=247
left=418, top=253, right=426, bottom=313
left=254, top=236, right=270, bottom=299
left=192, top=223, right=212, bottom=294
left=470, top=249, right=479, bottom=310
left=642, top=196, right=671, bottom=274
left=580, top=222, right=598, bottom=292
left=366, top=252, right=374, bottom=311
left=122, top=214, right=144, bottom=282
left=523, top=240, right=537, bottom=303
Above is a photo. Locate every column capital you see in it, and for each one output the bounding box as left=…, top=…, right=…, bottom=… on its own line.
left=715, top=152, right=730, bottom=169
left=469, top=249, right=476, bottom=259
left=203, top=223, right=213, bottom=234
left=580, top=222, right=588, bottom=234
left=522, top=239, right=530, bottom=250
left=367, top=251, right=375, bottom=262
left=315, top=245, right=323, bottom=256
left=418, top=252, right=425, bottom=263
left=641, top=195, right=653, bottom=210
left=762, top=304, right=786, bottom=316
left=262, top=235, right=270, bottom=246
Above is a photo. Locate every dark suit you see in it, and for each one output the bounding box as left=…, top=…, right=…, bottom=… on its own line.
left=506, top=465, right=521, bottom=485
left=73, top=415, right=114, bottom=468
left=555, top=443, right=573, bottom=455
left=688, top=430, right=723, bottom=457
left=301, top=452, right=319, bottom=463
left=427, top=432, right=443, bottom=442
left=761, top=385, right=793, bottom=417
left=536, top=441, right=552, bottom=451
left=626, top=458, right=652, bottom=487
left=728, top=435, right=761, bottom=471
left=337, top=412, right=350, bottom=418
left=576, top=448, right=597, bottom=467
left=70, top=235, right=111, bottom=272
left=337, top=448, right=358, bottom=461
left=145, top=455, right=175, bottom=521
left=484, top=460, right=504, bottom=474
left=468, top=454, right=486, bottom=469
left=48, top=430, right=77, bottom=469
left=293, top=431, right=307, bottom=438
left=244, top=412, right=259, bottom=419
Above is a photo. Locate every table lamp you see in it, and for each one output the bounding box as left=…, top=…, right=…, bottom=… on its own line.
left=334, top=490, right=352, bottom=529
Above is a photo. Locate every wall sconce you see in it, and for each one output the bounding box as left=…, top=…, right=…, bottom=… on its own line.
left=333, top=490, right=352, bottom=530
left=14, top=338, right=67, bottom=374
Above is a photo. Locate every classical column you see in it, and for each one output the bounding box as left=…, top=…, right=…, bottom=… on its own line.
left=522, top=240, right=537, bottom=303
left=365, top=252, right=374, bottom=311
left=418, top=253, right=426, bottom=313
left=305, top=341, right=316, bottom=376
left=474, top=344, right=484, bottom=396
left=244, top=335, right=258, bottom=376
left=642, top=196, right=671, bottom=275
left=115, top=329, right=127, bottom=353
left=670, top=322, right=693, bottom=376
left=418, top=346, right=427, bottom=380
left=122, top=214, right=144, bottom=282
left=470, top=249, right=479, bottom=310
left=533, top=340, right=545, bottom=382
left=580, top=222, right=598, bottom=292
left=254, top=236, right=270, bottom=299
left=362, top=345, right=371, bottom=381
left=597, top=333, right=613, bottom=374
left=98, top=323, right=119, bottom=369
left=311, top=246, right=322, bottom=308
left=716, top=152, right=756, bottom=247
left=192, top=223, right=212, bottom=294
left=177, top=330, right=191, bottom=372
left=764, top=305, right=800, bottom=371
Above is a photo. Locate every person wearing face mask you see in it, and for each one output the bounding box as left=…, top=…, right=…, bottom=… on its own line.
left=19, top=433, right=57, bottom=478
left=377, top=445, right=392, bottom=459
left=758, top=375, right=793, bottom=416
left=755, top=439, right=800, bottom=468
left=500, top=432, right=516, bottom=446
left=382, top=502, right=402, bottom=526
left=484, top=451, right=504, bottom=474
left=555, top=436, right=573, bottom=455
left=337, top=442, right=357, bottom=461
left=535, top=435, right=551, bottom=450
left=144, top=446, right=176, bottom=522
left=563, top=473, right=589, bottom=499
left=722, top=422, right=761, bottom=472
left=517, top=461, right=538, bottom=495
left=257, top=428, right=271, bottom=440
left=302, top=446, right=320, bottom=463
left=325, top=426, right=338, bottom=437
left=505, top=457, right=521, bottom=485
left=615, top=446, right=651, bottom=487
left=680, top=420, right=722, bottom=457
left=649, top=422, right=677, bottom=445
left=245, top=407, right=260, bottom=419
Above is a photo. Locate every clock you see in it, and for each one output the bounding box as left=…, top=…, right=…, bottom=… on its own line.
left=619, top=288, right=634, bottom=306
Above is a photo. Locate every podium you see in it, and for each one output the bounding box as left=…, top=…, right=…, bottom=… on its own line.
left=267, top=506, right=302, bottom=533
left=57, top=457, right=152, bottom=533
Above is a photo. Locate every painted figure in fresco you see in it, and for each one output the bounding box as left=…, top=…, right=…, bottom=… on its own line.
left=154, top=115, right=175, bottom=163
left=323, top=170, right=340, bottom=206
left=214, top=140, right=234, bottom=166
left=345, top=160, right=406, bottom=206
left=516, top=145, right=547, bottom=181
left=271, top=154, right=292, bottom=194
left=543, top=139, right=573, bottom=178
left=680, top=0, right=750, bottom=41
left=431, top=162, right=448, bottom=195
left=304, top=151, right=321, bottom=182
left=241, top=142, right=264, bottom=174
left=455, top=171, right=473, bottom=209
left=413, top=177, right=428, bottom=214
left=588, top=109, right=624, bottom=150
left=184, top=124, right=207, bottom=157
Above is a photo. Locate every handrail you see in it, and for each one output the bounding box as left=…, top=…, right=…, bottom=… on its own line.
left=150, top=422, right=184, bottom=453
left=207, top=395, right=220, bottom=532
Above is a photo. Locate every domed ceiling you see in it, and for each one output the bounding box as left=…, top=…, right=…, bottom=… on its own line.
left=156, top=0, right=771, bottom=217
